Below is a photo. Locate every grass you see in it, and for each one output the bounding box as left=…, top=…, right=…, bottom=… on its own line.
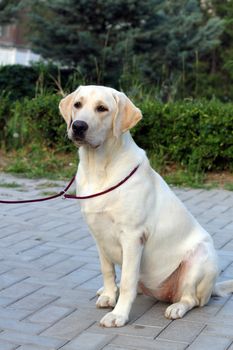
left=0, top=181, right=23, bottom=189
left=223, top=183, right=233, bottom=191
left=0, top=146, right=77, bottom=180
left=36, top=182, right=63, bottom=189
left=0, top=147, right=232, bottom=190
left=41, top=191, right=59, bottom=196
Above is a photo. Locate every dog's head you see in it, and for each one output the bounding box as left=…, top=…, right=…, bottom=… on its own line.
left=59, top=85, right=142, bottom=148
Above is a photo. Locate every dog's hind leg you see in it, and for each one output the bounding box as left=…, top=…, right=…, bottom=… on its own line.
left=165, top=245, right=218, bottom=320
left=165, top=275, right=214, bottom=319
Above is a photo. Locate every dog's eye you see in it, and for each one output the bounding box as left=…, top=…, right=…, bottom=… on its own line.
left=96, top=105, right=108, bottom=113
left=74, top=101, right=82, bottom=109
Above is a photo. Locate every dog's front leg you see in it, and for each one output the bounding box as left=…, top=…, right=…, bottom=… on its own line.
left=100, top=238, right=143, bottom=327
left=96, top=246, right=118, bottom=308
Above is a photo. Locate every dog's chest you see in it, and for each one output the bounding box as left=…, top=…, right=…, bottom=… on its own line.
left=82, top=205, right=123, bottom=265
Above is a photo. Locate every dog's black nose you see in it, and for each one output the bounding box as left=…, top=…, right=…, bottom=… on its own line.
left=72, top=120, right=88, bottom=138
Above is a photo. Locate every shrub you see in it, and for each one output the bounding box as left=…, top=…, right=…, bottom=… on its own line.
left=134, top=99, right=233, bottom=172
left=0, top=65, right=38, bottom=101
left=0, top=92, right=12, bottom=147
left=0, top=64, right=82, bottom=101
left=5, top=94, right=70, bottom=151
left=1, top=92, right=233, bottom=173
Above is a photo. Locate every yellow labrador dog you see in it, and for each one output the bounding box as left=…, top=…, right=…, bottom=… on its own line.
left=59, top=85, right=233, bottom=327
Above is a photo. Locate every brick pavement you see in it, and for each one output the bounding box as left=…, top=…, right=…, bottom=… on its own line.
left=0, top=172, right=233, bottom=350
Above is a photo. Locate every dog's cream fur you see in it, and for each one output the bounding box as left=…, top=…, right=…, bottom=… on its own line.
left=59, top=85, right=233, bottom=327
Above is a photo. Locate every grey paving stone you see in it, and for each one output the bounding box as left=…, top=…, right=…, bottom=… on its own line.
left=88, top=322, right=163, bottom=338
left=41, top=285, right=94, bottom=300
left=182, top=295, right=230, bottom=324
left=222, top=263, right=233, bottom=278
left=0, top=318, right=46, bottom=334
left=226, top=341, right=233, bottom=350
left=30, top=250, right=69, bottom=272
left=217, top=255, right=233, bottom=275
left=128, top=295, right=156, bottom=323
left=22, top=269, right=63, bottom=284
left=77, top=274, right=103, bottom=291
left=0, top=330, right=65, bottom=348
left=0, top=339, right=18, bottom=350
left=44, top=258, right=85, bottom=275
left=221, top=240, right=233, bottom=251
left=188, top=334, right=232, bottom=350
left=17, top=246, right=57, bottom=263
left=41, top=310, right=96, bottom=340
left=157, top=320, right=205, bottom=343
left=203, top=323, right=233, bottom=339
left=0, top=308, right=32, bottom=320
left=111, top=335, right=188, bottom=350
left=82, top=262, right=101, bottom=271
left=18, top=346, right=56, bottom=350
left=0, top=232, right=32, bottom=247
left=7, top=291, right=58, bottom=311
left=132, top=302, right=171, bottom=328
left=39, top=219, right=70, bottom=231
left=102, top=345, right=131, bottom=350
left=58, top=267, right=100, bottom=287
left=0, top=173, right=233, bottom=349
left=0, top=281, right=42, bottom=299
left=26, top=305, right=74, bottom=324
left=213, top=230, right=233, bottom=247
left=0, top=296, right=14, bottom=306
left=0, top=270, right=28, bottom=290
left=60, top=331, right=115, bottom=350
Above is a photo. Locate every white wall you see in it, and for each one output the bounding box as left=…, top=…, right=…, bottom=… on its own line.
left=0, top=46, right=40, bottom=66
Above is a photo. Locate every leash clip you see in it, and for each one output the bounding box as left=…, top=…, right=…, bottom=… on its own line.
left=60, top=190, right=67, bottom=200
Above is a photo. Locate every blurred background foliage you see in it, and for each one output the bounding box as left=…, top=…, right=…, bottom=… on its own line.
left=1, top=0, right=233, bottom=100
left=0, top=0, right=233, bottom=186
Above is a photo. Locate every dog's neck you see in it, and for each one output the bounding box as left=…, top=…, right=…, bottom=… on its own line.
left=77, top=132, right=144, bottom=186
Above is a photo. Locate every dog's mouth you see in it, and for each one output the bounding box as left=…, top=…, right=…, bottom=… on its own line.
left=70, top=135, right=100, bottom=149
left=71, top=137, right=86, bottom=147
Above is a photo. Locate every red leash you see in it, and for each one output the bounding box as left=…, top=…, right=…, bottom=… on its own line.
left=0, top=175, right=76, bottom=204
left=0, top=165, right=139, bottom=204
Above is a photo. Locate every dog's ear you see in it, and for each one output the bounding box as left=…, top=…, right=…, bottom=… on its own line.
left=112, top=91, right=142, bottom=138
left=59, top=91, right=77, bottom=126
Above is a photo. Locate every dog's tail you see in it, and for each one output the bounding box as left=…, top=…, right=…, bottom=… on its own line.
left=212, top=280, right=233, bottom=297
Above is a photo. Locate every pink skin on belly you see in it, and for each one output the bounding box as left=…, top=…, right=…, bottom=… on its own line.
left=139, top=261, right=186, bottom=303
left=139, top=244, right=206, bottom=303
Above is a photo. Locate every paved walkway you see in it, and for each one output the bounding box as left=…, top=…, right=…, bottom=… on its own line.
left=0, top=172, right=233, bottom=350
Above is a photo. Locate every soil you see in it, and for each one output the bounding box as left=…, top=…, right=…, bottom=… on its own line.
left=0, top=150, right=8, bottom=169
left=205, top=171, right=233, bottom=188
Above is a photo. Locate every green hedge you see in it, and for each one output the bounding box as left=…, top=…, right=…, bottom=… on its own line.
left=0, top=93, right=232, bottom=172
left=134, top=99, right=233, bottom=171
left=4, top=94, right=71, bottom=152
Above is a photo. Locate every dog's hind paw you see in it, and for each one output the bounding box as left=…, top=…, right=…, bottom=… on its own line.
left=165, top=302, right=188, bottom=319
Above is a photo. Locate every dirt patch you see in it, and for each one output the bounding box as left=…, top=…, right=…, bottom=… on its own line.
left=205, top=171, right=233, bottom=188
left=0, top=150, right=9, bottom=169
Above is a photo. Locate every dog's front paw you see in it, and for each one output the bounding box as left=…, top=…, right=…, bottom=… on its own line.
left=96, top=294, right=116, bottom=308
left=100, top=311, right=128, bottom=327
